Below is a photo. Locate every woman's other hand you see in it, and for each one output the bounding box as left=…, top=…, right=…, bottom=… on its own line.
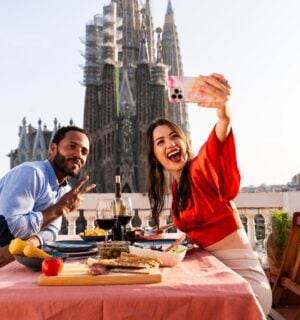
left=196, top=73, right=232, bottom=142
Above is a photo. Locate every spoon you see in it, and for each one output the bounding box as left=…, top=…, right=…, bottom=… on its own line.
left=164, top=233, right=186, bottom=252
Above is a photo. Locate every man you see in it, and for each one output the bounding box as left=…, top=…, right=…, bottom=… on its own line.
left=0, top=125, right=96, bottom=267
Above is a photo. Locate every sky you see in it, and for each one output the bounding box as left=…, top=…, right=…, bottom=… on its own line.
left=0, top=0, right=299, bottom=187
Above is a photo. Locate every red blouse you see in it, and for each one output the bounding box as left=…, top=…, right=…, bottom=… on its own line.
left=171, top=127, right=242, bottom=248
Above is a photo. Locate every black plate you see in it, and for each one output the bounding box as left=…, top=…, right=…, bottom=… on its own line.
left=79, top=233, right=111, bottom=242
left=14, top=250, right=67, bottom=272
left=46, top=240, right=97, bottom=252
left=65, top=248, right=99, bottom=259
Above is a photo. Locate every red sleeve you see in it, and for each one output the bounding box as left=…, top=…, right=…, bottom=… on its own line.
left=191, top=126, right=240, bottom=201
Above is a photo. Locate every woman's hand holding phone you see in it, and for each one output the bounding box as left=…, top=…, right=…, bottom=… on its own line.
left=167, top=74, right=230, bottom=106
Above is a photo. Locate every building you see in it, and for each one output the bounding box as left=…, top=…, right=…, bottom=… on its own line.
left=8, top=117, right=66, bottom=169
left=7, top=0, right=190, bottom=192
left=81, top=0, right=190, bottom=193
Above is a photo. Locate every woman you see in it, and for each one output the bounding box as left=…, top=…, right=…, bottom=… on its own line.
left=146, top=73, right=272, bottom=316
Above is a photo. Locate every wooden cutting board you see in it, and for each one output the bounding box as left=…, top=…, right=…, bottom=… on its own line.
left=37, top=262, right=162, bottom=286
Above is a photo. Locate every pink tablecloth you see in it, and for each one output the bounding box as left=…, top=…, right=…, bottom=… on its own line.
left=0, top=248, right=265, bottom=320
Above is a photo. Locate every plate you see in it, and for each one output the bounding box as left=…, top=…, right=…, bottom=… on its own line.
left=79, top=233, right=111, bottom=242
left=14, top=250, right=67, bottom=272
left=46, top=240, right=97, bottom=253
left=134, top=240, right=186, bottom=247
left=65, top=248, right=99, bottom=259
left=134, top=239, right=192, bottom=250
left=129, top=244, right=187, bottom=267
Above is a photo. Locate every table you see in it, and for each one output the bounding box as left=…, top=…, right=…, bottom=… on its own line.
left=0, top=247, right=265, bottom=320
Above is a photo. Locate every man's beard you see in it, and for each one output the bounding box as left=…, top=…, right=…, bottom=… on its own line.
left=53, top=151, right=80, bottom=177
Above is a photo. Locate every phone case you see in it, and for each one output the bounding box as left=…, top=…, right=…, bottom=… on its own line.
left=167, top=76, right=213, bottom=104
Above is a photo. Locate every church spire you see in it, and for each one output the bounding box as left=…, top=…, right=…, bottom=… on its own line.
left=161, top=0, right=191, bottom=144
left=144, top=0, right=155, bottom=61
left=155, top=27, right=163, bottom=63
left=162, top=0, right=183, bottom=75
left=138, top=8, right=149, bottom=62
left=167, top=0, right=173, bottom=14
left=32, top=119, right=47, bottom=160
left=18, top=117, right=30, bottom=152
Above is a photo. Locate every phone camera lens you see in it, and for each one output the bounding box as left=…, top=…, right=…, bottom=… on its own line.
left=174, top=89, right=179, bottom=94
left=178, top=94, right=183, bottom=99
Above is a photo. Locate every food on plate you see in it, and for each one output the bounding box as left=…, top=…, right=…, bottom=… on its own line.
left=23, top=245, right=51, bottom=259
left=98, top=241, right=129, bottom=259
left=86, top=257, right=100, bottom=267
left=89, top=264, right=110, bottom=275
left=87, top=252, right=161, bottom=275
left=8, top=238, right=28, bottom=255
left=129, top=244, right=187, bottom=267
left=9, top=238, right=51, bottom=258
left=42, top=257, right=64, bottom=276
left=110, top=267, right=152, bottom=274
left=83, top=227, right=106, bottom=236
left=10, top=238, right=66, bottom=271
left=150, top=245, right=163, bottom=251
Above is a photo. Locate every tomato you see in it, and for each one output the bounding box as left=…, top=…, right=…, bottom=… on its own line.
left=42, top=257, right=64, bottom=276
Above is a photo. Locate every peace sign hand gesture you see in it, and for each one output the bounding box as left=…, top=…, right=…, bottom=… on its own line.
left=42, top=176, right=96, bottom=228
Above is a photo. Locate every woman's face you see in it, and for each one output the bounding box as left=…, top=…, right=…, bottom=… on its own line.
left=152, top=124, right=187, bottom=181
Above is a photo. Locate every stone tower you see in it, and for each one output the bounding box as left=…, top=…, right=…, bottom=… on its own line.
left=82, top=0, right=190, bottom=193
left=8, top=118, right=61, bottom=168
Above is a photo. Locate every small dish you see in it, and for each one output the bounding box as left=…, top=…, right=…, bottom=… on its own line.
left=129, top=243, right=187, bottom=267
left=46, top=240, right=97, bottom=252
left=97, top=241, right=129, bottom=259
left=14, top=251, right=67, bottom=272
left=79, top=233, right=109, bottom=242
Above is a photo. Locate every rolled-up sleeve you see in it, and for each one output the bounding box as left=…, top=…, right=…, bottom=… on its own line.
left=192, top=126, right=241, bottom=201
left=0, top=164, right=63, bottom=246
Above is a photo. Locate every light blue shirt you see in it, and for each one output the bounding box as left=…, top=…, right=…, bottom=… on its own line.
left=0, top=160, right=71, bottom=247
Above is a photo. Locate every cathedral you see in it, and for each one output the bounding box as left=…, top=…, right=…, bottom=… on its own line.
left=8, top=0, right=190, bottom=193
left=8, top=117, right=61, bottom=170
left=82, top=0, right=190, bottom=192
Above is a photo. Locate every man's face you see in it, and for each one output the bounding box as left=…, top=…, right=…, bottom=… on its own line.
left=49, top=131, right=90, bottom=178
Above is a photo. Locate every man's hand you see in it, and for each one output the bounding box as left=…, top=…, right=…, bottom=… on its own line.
left=0, top=245, right=15, bottom=268
left=42, top=176, right=96, bottom=228
left=55, top=176, right=96, bottom=215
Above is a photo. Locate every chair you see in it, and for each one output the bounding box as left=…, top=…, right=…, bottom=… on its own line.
left=272, top=212, right=300, bottom=319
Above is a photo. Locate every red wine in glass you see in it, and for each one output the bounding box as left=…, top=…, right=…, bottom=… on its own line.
left=118, top=215, right=132, bottom=226
left=96, top=218, right=117, bottom=230
left=96, top=199, right=117, bottom=243
left=117, top=197, right=134, bottom=241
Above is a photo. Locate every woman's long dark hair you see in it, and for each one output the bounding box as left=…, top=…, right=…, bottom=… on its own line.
left=146, top=118, right=193, bottom=227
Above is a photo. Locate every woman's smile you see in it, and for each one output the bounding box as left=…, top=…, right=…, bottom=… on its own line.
left=153, top=124, right=187, bottom=180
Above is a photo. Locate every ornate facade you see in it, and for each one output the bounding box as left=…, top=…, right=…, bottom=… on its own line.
left=8, top=117, right=64, bottom=169
left=7, top=1, right=190, bottom=193
left=82, top=0, right=190, bottom=192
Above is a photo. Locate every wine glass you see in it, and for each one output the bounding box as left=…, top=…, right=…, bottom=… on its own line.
left=117, top=196, right=133, bottom=241
left=95, top=199, right=117, bottom=243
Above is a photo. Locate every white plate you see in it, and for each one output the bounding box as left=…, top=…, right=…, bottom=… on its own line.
left=129, top=244, right=187, bottom=267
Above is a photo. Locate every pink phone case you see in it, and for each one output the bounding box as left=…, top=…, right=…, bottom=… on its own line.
left=167, top=76, right=213, bottom=104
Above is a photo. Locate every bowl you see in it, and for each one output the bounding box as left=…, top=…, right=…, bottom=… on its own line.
left=79, top=233, right=109, bottom=242
left=14, top=251, right=67, bottom=272
left=97, top=241, right=129, bottom=259
left=129, top=243, right=187, bottom=267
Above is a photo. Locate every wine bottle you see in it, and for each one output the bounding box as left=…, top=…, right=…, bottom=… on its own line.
left=112, top=175, right=125, bottom=241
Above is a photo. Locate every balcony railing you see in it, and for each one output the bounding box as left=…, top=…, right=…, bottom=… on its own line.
left=62, top=191, right=300, bottom=252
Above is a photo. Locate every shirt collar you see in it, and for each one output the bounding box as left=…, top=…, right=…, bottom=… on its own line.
left=44, top=160, right=68, bottom=190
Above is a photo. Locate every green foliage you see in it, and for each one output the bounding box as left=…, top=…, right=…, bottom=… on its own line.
left=271, top=209, right=292, bottom=249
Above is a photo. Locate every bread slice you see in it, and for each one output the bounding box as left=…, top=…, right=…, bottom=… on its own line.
left=111, top=267, right=152, bottom=274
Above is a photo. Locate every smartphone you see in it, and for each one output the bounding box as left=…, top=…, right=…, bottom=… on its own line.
left=167, top=76, right=213, bottom=104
